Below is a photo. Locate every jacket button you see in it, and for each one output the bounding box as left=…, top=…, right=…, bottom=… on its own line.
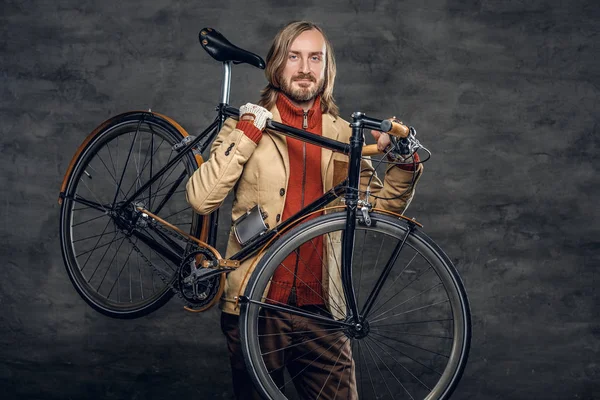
left=279, top=188, right=285, bottom=196
left=276, top=214, right=281, bottom=222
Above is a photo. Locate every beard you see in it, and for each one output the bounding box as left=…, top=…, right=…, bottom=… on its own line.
left=279, top=72, right=325, bottom=103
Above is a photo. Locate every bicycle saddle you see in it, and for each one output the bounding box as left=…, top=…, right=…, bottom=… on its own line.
left=199, top=27, right=266, bottom=69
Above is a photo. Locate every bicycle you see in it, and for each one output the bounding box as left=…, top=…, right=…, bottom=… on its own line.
left=58, top=27, right=471, bottom=400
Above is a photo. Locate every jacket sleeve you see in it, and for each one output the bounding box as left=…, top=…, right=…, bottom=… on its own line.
left=186, top=118, right=258, bottom=215
left=359, top=156, right=424, bottom=214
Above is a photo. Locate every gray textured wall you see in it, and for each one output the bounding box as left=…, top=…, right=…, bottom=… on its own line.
left=1, top=0, right=598, bottom=399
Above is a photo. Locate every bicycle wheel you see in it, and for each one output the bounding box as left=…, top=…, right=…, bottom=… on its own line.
left=59, top=112, right=215, bottom=318
left=240, top=211, right=471, bottom=400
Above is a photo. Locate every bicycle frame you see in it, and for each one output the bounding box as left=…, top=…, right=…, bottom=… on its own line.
left=85, top=61, right=400, bottom=324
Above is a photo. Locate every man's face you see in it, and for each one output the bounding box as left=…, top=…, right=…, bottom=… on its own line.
left=279, top=29, right=326, bottom=103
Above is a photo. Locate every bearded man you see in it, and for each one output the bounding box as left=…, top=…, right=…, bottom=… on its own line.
left=187, top=20, right=422, bottom=400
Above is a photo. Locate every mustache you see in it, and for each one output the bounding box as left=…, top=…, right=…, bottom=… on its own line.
left=292, top=73, right=316, bottom=82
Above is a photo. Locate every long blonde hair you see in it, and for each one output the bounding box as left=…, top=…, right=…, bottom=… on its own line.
left=259, top=21, right=339, bottom=118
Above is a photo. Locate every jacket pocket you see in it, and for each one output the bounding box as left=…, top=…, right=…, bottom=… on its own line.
left=332, top=159, right=348, bottom=187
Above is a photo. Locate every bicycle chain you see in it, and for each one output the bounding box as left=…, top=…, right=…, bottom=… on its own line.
left=123, top=214, right=215, bottom=309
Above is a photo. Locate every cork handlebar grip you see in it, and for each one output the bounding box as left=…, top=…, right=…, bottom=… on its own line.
left=362, top=119, right=410, bottom=156
left=387, top=120, right=410, bottom=138
left=362, top=144, right=381, bottom=156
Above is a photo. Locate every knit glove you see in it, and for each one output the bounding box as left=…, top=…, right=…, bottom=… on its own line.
left=239, top=103, right=273, bottom=132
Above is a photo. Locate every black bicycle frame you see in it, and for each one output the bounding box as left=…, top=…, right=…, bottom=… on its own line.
left=107, top=98, right=389, bottom=324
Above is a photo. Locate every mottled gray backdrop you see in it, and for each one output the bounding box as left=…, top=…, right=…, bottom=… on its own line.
left=1, top=0, right=598, bottom=399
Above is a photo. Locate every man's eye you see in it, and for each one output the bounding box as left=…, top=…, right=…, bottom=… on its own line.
left=289, top=54, right=298, bottom=60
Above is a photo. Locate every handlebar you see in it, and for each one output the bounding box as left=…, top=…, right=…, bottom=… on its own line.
left=360, top=118, right=410, bottom=156
left=357, top=115, right=410, bottom=138
left=221, top=104, right=413, bottom=157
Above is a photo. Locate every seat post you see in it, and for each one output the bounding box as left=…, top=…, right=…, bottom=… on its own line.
left=211, top=60, right=233, bottom=250
left=220, top=61, right=232, bottom=105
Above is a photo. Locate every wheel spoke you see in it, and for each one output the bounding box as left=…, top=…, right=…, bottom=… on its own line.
left=73, top=229, right=120, bottom=244
left=355, top=340, right=366, bottom=399
left=369, top=282, right=444, bottom=322
left=69, top=194, right=109, bottom=213
left=361, top=227, right=412, bottom=319
left=374, top=318, right=453, bottom=328
left=258, top=326, right=343, bottom=338
left=79, top=178, right=111, bottom=214
left=96, top=235, right=128, bottom=292
left=315, top=337, right=351, bottom=399
left=76, top=234, right=122, bottom=259
left=363, top=335, right=392, bottom=398
left=149, top=128, right=154, bottom=209
left=323, top=232, right=351, bottom=316
left=260, top=330, right=343, bottom=357
left=358, top=340, right=378, bottom=398
left=252, top=300, right=351, bottom=329
left=269, top=328, right=345, bottom=381
left=72, top=212, right=109, bottom=227
left=368, top=337, right=442, bottom=382
left=86, top=231, right=121, bottom=283
left=370, top=327, right=453, bottom=340
left=93, top=151, right=128, bottom=200
left=106, top=240, right=138, bottom=299
left=370, top=331, right=450, bottom=359
left=265, top=256, right=346, bottom=318
left=160, top=204, right=192, bottom=221
left=76, top=218, right=114, bottom=270
left=370, top=299, right=451, bottom=325
left=366, top=337, right=406, bottom=399
left=111, top=120, right=141, bottom=207
left=120, top=135, right=166, bottom=203
left=151, top=170, right=188, bottom=216
left=367, top=252, right=419, bottom=317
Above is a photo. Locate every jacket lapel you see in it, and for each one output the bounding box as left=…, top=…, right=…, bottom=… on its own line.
left=321, top=113, right=341, bottom=191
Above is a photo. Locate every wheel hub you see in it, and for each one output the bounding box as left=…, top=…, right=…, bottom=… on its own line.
left=345, top=318, right=370, bottom=339
left=112, top=202, right=148, bottom=234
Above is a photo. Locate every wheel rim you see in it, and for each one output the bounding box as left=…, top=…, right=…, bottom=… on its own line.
left=241, top=213, right=470, bottom=400
left=60, top=119, right=201, bottom=315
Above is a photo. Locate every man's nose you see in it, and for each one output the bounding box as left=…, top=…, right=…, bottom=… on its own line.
left=298, top=57, right=310, bottom=73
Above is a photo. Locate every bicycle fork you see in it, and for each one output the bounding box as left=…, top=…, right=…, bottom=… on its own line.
left=340, top=112, right=368, bottom=324
left=341, top=112, right=415, bottom=327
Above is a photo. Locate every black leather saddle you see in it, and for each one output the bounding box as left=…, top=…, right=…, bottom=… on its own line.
left=199, top=27, right=265, bottom=69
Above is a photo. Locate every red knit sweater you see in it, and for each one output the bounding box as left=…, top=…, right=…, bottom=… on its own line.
left=269, top=95, right=325, bottom=306
left=236, top=95, right=325, bottom=307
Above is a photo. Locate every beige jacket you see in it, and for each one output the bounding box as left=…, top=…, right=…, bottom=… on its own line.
left=186, top=105, right=423, bottom=315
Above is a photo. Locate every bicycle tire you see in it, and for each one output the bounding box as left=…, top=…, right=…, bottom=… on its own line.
left=240, top=211, right=471, bottom=400
left=59, top=112, right=215, bottom=318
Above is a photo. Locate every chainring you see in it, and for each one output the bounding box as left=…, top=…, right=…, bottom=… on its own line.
left=177, top=248, right=222, bottom=310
